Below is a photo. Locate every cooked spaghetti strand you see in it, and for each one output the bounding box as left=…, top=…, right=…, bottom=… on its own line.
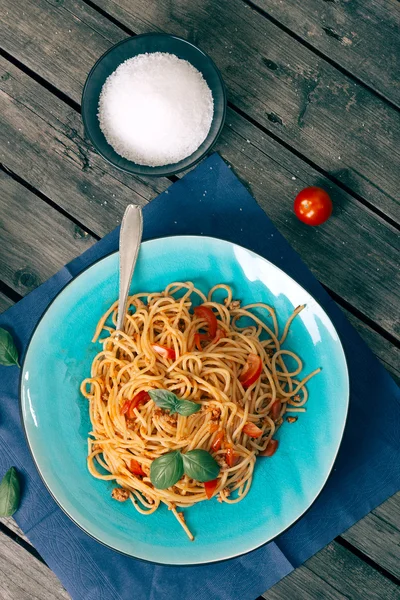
left=81, top=283, right=320, bottom=540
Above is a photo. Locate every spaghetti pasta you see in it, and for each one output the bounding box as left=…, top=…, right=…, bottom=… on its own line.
left=80, top=282, right=320, bottom=540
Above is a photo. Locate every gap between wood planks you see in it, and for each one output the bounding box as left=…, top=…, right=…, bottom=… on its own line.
left=2, top=54, right=399, bottom=339
left=227, top=102, right=400, bottom=233
left=0, top=511, right=399, bottom=600
left=1, top=8, right=399, bottom=232
left=68, top=0, right=400, bottom=220
left=0, top=171, right=399, bottom=584
left=335, top=536, right=400, bottom=587
left=76, top=1, right=400, bottom=231
left=0, top=3, right=399, bottom=596
left=240, top=0, right=400, bottom=113
left=2, top=152, right=399, bottom=352
left=0, top=47, right=181, bottom=194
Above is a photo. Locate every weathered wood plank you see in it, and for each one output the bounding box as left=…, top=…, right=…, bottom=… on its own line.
left=0, top=170, right=95, bottom=295
left=1, top=163, right=399, bottom=387
left=373, top=491, right=400, bottom=528
left=0, top=529, right=70, bottom=599
left=263, top=559, right=346, bottom=599
left=341, top=308, right=400, bottom=385
left=215, top=112, right=400, bottom=340
left=342, top=494, right=400, bottom=579
left=0, top=518, right=32, bottom=546
left=0, top=292, right=14, bottom=313
left=1, top=0, right=399, bottom=222
left=83, top=0, right=400, bottom=221
left=3, top=152, right=400, bottom=374
left=0, top=529, right=396, bottom=600
left=264, top=540, right=400, bottom=599
left=250, top=0, right=400, bottom=108
left=0, top=0, right=124, bottom=106
left=0, top=58, right=169, bottom=238
left=2, top=58, right=399, bottom=341
left=305, top=540, right=400, bottom=598
left=1, top=155, right=399, bottom=590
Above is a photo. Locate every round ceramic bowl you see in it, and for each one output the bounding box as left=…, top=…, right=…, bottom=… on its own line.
left=21, top=236, right=349, bottom=566
left=81, top=34, right=227, bottom=176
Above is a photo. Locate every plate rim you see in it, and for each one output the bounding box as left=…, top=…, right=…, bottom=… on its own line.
left=20, top=234, right=350, bottom=566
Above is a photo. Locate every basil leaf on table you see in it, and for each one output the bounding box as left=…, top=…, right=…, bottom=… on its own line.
left=150, top=451, right=184, bottom=489
left=0, top=328, right=20, bottom=367
left=0, top=467, right=21, bottom=517
left=182, top=450, right=220, bottom=482
left=149, top=389, right=201, bottom=417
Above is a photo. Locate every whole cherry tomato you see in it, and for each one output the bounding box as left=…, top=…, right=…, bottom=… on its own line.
left=294, top=187, right=332, bottom=226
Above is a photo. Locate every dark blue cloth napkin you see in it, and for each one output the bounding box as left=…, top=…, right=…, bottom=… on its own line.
left=1, top=153, right=399, bottom=600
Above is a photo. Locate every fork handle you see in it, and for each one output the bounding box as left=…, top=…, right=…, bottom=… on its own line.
left=117, top=205, right=143, bottom=332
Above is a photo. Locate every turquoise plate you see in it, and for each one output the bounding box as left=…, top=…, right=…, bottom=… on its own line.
left=21, top=236, right=349, bottom=565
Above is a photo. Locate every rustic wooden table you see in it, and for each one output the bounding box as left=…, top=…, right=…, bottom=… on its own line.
left=1, top=0, right=399, bottom=598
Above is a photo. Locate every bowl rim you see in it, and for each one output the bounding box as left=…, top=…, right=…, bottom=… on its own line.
left=20, top=235, right=350, bottom=566
left=81, top=33, right=227, bottom=176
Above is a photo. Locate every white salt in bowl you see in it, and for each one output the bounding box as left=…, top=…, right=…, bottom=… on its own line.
left=82, top=34, right=227, bottom=176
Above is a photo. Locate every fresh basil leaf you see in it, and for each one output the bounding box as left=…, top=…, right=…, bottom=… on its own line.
left=149, top=390, right=200, bottom=417
left=150, top=451, right=184, bottom=489
left=148, top=389, right=179, bottom=412
left=176, top=399, right=201, bottom=417
left=0, top=328, right=20, bottom=367
left=0, top=467, right=21, bottom=517
left=182, top=450, right=220, bottom=483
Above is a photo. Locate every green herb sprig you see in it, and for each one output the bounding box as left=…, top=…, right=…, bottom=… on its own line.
left=0, top=328, right=20, bottom=367
left=150, top=450, right=220, bottom=489
left=149, top=389, right=201, bottom=417
left=0, top=467, right=21, bottom=517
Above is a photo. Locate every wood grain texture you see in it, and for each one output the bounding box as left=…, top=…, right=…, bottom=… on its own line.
left=263, top=559, right=347, bottom=599
left=374, top=491, right=400, bottom=527
left=1, top=147, right=399, bottom=592
left=264, top=539, right=400, bottom=599
left=0, top=56, right=169, bottom=238
left=0, top=0, right=125, bottom=104
left=0, top=292, right=14, bottom=314
left=0, top=529, right=70, bottom=600
left=212, top=111, right=400, bottom=340
left=0, top=171, right=95, bottom=295
left=1, top=0, right=400, bottom=221
left=0, top=518, right=32, bottom=546
left=1, top=58, right=399, bottom=340
left=342, top=493, right=400, bottom=579
left=1, top=137, right=399, bottom=379
left=341, top=308, right=400, bottom=385
left=250, top=0, right=400, bottom=108
left=304, top=540, right=400, bottom=598
left=0, top=0, right=399, bottom=594
left=82, top=0, right=400, bottom=221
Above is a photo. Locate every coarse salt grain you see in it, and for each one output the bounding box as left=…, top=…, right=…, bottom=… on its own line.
left=98, top=52, right=214, bottom=167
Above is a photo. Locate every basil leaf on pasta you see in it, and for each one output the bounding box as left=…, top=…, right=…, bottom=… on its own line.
left=148, top=389, right=179, bottom=412
left=182, top=450, right=220, bottom=483
left=176, top=400, right=201, bottom=417
left=150, top=451, right=184, bottom=489
left=149, top=390, right=200, bottom=416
